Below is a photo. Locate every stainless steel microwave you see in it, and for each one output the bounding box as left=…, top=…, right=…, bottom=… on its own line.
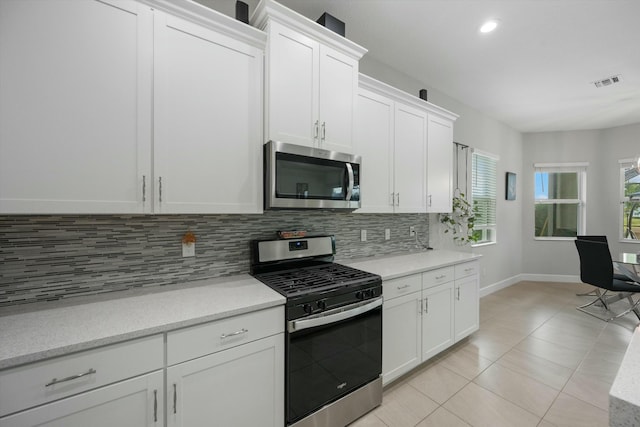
left=264, top=141, right=361, bottom=210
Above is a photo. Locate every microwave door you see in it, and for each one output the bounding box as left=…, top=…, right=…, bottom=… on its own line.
left=345, top=163, right=354, bottom=201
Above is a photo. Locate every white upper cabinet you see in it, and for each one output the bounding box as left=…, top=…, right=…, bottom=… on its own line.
left=0, top=0, right=153, bottom=214
left=0, top=0, right=266, bottom=214
left=252, top=0, right=366, bottom=154
left=354, top=74, right=458, bottom=214
left=353, top=88, right=395, bottom=213
left=426, top=114, right=454, bottom=213
left=153, top=10, right=264, bottom=214
left=394, top=103, right=428, bottom=213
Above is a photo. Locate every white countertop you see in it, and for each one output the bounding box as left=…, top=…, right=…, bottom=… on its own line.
left=344, top=249, right=481, bottom=280
left=0, top=249, right=480, bottom=371
left=0, top=275, right=285, bottom=370
left=610, top=324, right=640, bottom=426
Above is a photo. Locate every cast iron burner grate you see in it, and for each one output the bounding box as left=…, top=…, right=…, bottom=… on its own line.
left=253, top=263, right=379, bottom=297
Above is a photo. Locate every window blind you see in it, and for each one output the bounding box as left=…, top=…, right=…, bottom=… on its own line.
left=472, top=152, right=497, bottom=227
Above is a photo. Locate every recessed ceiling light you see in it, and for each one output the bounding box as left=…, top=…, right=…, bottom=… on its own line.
left=480, top=20, right=498, bottom=33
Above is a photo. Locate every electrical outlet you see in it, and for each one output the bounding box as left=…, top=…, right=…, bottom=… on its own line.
left=385, top=229, right=391, bottom=240
left=409, top=226, right=416, bottom=237
left=182, top=243, right=195, bottom=257
left=360, top=230, right=367, bottom=242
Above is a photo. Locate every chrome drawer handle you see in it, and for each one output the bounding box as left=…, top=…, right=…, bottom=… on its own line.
left=220, top=328, right=248, bottom=339
left=45, top=368, right=96, bottom=387
left=435, top=275, right=446, bottom=279
left=464, top=268, right=474, bottom=272
left=396, top=284, right=410, bottom=290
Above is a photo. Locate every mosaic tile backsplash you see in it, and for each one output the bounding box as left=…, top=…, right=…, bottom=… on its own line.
left=0, top=212, right=429, bottom=307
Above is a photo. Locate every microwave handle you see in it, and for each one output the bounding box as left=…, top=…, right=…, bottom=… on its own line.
left=345, top=163, right=354, bottom=201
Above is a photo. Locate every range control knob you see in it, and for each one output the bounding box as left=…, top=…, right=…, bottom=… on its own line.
left=362, top=289, right=372, bottom=299
left=355, top=291, right=364, bottom=300
left=303, top=304, right=313, bottom=314
left=316, top=300, right=326, bottom=310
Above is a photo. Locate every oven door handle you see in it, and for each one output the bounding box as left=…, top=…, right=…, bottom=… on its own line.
left=288, top=297, right=382, bottom=333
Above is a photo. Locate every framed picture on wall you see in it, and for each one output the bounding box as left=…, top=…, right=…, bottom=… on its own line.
left=506, top=172, right=516, bottom=200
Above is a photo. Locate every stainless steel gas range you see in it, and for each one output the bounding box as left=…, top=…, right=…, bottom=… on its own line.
left=251, top=235, right=383, bottom=427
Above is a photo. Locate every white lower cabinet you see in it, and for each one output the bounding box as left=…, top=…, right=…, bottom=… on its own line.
left=382, top=261, right=479, bottom=385
left=382, top=290, right=422, bottom=384
left=0, top=306, right=285, bottom=427
left=166, top=307, right=284, bottom=427
left=0, top=371, right=163, bottom=427
left=421, top=282, right=454, bottom=361
left=454, top=262, right=480, bottom=341
left=0, top=335, right=165, bottom=427
left=166, top=334, right=284, bottom=427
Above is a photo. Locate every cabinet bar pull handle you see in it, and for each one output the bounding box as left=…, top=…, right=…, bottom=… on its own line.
left=391, top=193, right=395, bottom=206
left=396, top=193, right=400, bottom=206
left=314, top=120, right=319, bottom=140
left=457, top=287, right=460, bottom=300
left=429, top=194, right=432, bottom=207
left=142, top=175, right=146, bottom=202
left=425, top=298, right=429, bottom=314
left=418, top=298, right=422, bottom=314
left=220, top=328, right=248, bottom=339
left=173, top=383, right=177, bottom=414
left=465, top=268, right=473, bottom=272
left=159, top=177, right=163, bottom=203
left=397, top=284, right=410, bottom=290
left=153, top=390, right=157, bottom=422
left=435, top=275, right=446, bottom=280
left=45, top=368, right=96, bottom=387
left=321, top=121, right=326, bottom=141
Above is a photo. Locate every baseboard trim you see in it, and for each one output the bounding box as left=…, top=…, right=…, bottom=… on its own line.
left=479, top=273, right=580, bottom=297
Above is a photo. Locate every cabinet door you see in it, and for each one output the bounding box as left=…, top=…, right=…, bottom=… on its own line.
left=382, top=292, right=421, bottom=385
left=154, top=12, right=263, bottom=213
left=318, top=45, right=358, bottom=153
left=0, top=0, right=152, bottom=214
left=393, top=103, right=427, bottom=213
left=426, top=115, right=453, bottom=213
left=0, top=371, right=163, bottom=427
left=167, top=334, right=284, bottom=427
left=266, top=21, right=319, bottom=148
left=422, top=282, right=454, bottom=361
left=353, top=89, right=394, bottom=213
left=454, top=275, right=480, bottom=342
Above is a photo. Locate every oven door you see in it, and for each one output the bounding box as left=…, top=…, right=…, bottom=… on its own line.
left=286, top=297, right=382, bottom=425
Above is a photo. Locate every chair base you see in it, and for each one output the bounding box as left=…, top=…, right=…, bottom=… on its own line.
left=576, top=288, right=640, bottom=322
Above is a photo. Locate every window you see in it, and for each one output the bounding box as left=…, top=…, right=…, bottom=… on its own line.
left=471, top=151, right=497, bottom=245
left=534, top=163, right=587, bottom=239
left=619, top=159, right=640, bottom=242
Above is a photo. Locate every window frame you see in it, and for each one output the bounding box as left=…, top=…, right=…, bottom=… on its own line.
left=533, top=162, right=587, bottom=241
left=619, top=158, right=640, bottom=244
left=471, top=149, right=498, bottom=247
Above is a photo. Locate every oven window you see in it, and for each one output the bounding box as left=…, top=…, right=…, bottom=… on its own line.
left=287, top=306, right=382, bottom=423
left=276, top=153, right=348, bottom=200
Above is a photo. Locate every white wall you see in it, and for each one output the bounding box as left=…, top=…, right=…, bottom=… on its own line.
left=522, top=123, right=640, bottom=277
left=360, top=57, right=525, bottom=292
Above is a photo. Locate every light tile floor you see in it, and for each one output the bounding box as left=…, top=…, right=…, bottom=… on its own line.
left=351, top=281, right=639, bottom=427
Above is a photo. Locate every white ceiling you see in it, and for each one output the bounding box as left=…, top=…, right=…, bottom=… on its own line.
left=203, top=0, right=640, bottom=133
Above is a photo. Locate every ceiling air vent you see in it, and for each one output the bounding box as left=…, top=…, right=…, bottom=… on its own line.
left=592, top=74, right=622, bottom=88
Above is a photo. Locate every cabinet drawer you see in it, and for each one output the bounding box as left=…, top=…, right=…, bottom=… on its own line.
left=0, top=334, right=163, bottom=417
left=422, top=266, right=455, bottom=289
left=383, top=274, right=422, bottom=300
left=455, top=261, right=479, bottom=279
left=167, top=306, right=284, bottom=366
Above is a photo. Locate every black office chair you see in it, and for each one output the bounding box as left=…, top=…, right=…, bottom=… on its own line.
left=574, top=239, right=640, bottom=321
